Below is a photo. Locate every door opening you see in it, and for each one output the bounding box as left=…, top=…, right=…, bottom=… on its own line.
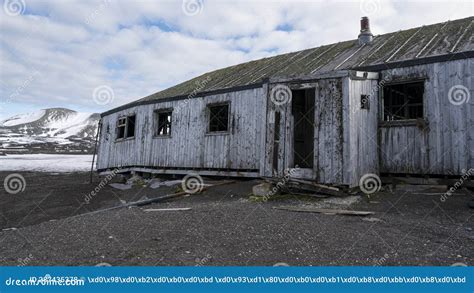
left=292, top=89, right=315, bottom=168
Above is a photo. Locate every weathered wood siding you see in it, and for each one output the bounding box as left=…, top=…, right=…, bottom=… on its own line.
left=313, top=78, right=345, bottom=184
left=379, top=58, right=473, bottom=175
left=97, top=88, right=265, bottom=172
left=344, top=78, right=380, bottom=186
left=264, top=77, right=348, bottom=185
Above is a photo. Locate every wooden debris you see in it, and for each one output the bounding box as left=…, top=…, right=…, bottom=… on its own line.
left=289, top=178, right=340, bottom=191
left=70, top=180, right=236, bottom=218
left=273, top=206, right=374, bottom=216
left=262, top=177, right=346, bottom=197
left=127, top=180, right=236, bottom=207
left=143, top=208, right=191, bottom=212
left=363, top=217, right=383, bottom=222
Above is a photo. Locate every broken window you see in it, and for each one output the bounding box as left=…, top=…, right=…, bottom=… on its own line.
left=208, top=103, right=229, bottom=133
left=116, top=114, right=136, bottom=140
left=155, top=109, right=172, bottom=136
left=383, top=81, right=424, bottom=121
left=116, top=117, right=126, bottom=139
left=126, top=115, right=136, bottom=138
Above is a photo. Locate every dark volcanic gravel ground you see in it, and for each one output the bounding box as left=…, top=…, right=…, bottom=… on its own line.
left=0, top=172, right=472, bottom=266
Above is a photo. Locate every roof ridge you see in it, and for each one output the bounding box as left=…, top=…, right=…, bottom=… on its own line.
left=121, top=16, right=473, bottom=109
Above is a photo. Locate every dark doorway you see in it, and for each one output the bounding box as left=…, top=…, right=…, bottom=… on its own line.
left=292, top=89, right=315, bottom=168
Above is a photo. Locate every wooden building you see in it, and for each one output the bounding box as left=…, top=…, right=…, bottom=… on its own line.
left=97, top=16, right=473, bottom=187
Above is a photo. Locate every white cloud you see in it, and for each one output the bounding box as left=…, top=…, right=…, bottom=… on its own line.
left=0, top=0, right=472, bottom=119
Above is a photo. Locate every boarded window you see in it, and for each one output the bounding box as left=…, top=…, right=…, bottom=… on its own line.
left=116, top=114, right=136, bottom=139
left=155, top=110, right=172, bottom=136
left=383, top=81, right=424, bottom=121
left=208, top=104, right=229, bottom=132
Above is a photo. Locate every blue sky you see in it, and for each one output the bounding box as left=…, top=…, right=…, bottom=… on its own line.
left=0, top=0, right=472, bottom=119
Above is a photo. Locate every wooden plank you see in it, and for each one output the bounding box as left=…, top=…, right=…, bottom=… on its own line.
left=143, top=208, right=191, bottom=212
left=273, top=206, right=375, bottom=216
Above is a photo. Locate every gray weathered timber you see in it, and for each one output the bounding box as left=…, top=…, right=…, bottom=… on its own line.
left=97, top=88, right=264, bottom=172
left=345, top=78, right=380, bottom=186
left=98, top=16, right=473, bottom=186
left=379, top=58, right=473, bottom=175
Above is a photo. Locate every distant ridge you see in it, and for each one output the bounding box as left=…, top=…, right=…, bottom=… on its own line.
left=0, top=108, right=100, bottom=154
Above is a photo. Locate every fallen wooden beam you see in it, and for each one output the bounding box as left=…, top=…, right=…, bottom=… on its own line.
left=143, top=208, right=191, bottom=212
left=132, top=180, right=236, bottom=207
left=273, top=206, right=374, bottom=216
left=289, top=178, right=340, bottom=191
left=286, top=182, right=345, bottom=197
left=69, top=180, right=236, bottom=218
left=262, top=177, right=346, bottom=197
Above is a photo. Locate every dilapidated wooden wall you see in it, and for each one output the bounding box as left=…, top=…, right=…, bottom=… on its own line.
left=263, top=76, right=349, bottom=185
left=98, top=58, right=472, bottom=183
left=344, top=77, right=380, bottom=186
left=97, top=88, right=265, bottom=173
left=379, top=58, right=473, bottom=175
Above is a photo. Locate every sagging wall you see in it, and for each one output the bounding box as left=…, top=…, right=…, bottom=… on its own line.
left=379, top=58, right=473, bottom=176
left=97, top=87, right=265, bottom=172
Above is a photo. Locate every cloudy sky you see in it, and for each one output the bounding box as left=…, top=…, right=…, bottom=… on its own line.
left=0, top=0, right=472, bottom=119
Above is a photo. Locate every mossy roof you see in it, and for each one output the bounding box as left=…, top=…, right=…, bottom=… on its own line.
left=116, top=16, right=474, bottom=110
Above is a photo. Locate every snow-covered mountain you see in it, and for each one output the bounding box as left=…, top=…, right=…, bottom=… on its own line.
left=0, top=108, right=100, bottom=154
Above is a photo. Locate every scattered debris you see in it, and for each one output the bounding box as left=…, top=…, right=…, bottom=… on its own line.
left=363, top=217, right=384, bottom=222
left=110, top=183, right=132, bottom=190
left=314, top=196, right=360, bottom=207
left=149, top=180, right=183, bottom=189
left=252, top=183, right=273, bottom=196
left=143, top=208, right=191, bottom=212
left=264, top=177, right=347, bottom=197
left=274, top=206, right=374, bottom=216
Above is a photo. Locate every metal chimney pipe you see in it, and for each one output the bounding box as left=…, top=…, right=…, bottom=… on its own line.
left=358, top=16, right=373, bottom=45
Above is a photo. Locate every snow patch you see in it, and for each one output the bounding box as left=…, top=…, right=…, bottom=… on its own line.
left=0, top=154, right=94, bottom=172
left=1, top=110, right=46, bottom=126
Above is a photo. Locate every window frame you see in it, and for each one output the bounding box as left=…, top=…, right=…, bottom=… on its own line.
left=116, top=117, right=127, bottom=140
left=154, top=108, right=173, bottom=138
left=206, top=102, right=231, bottom=135
left=381, top=79, right=425, bottom=122
left=360, top=94, right=370, bottom=110
left=115, top=114, right=136, bottom=141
